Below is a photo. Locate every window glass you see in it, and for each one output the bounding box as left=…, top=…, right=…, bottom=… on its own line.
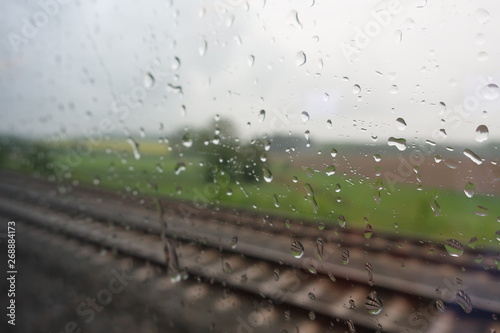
left=1, top=1, right=499, bottom=332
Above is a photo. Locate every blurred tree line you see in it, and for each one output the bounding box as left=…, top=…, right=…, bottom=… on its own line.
left=170, top=118, right=267, bottom=184
left=0, top=136, right=54, bottom=176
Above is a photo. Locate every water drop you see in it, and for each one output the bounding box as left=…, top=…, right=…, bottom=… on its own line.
left=469, top=237, right=478, bottom=249
left=387, top=137, right=407, bottom=151
left=315, top=238, right=324, bottom=261
left=199, top=39, right=207, bottom=56
left=166, top=83, right=183, bottom=95
left=338, top=215, right=346, bottom=228
left=212, top=135, right=220, bottom=145
left=364, top=224, right=373, bottom=239
left=172, top=56, right=181, bottom=70
left=308, top=292, right=316, bottom=301
left=291, top=241, right=304, bottom=258
left=482, top=83, right=499, bottom=100
left=365, top=291, right=383, bottom=315
left=475, top=8, right=490, bottom=25
left=304, top=183, right=314, bottom=196
left=433, top=300, right=446, bottom=313
left=430, top=199, right=441, bottom=216
left=394, top=29, right=402, bottom=43
left=325, top=165, right=336, bottom=176
left=308, top=311, right=315, bottom=320
left=456, top=290, right=473, bottom=314
left=273, top=194, right=280, bottom=207
left=495, top=230, right=500, bottom=241
left=126, top=138, right=141, bottom=160
left=463, top=149, right=483, bottom=165
left=390, top=85, right=399, bottom=94
left=347, top=319, right=356, bottom=333
left=352, top=84, right=361, bottom=94
left=464, top=182, right=475, bottom=198
left=259, top=109, right=266, bottom=122
left=273, top=268, right=280, bottom=281
left=284, top=310, right=291, bottom=321
left=264, top=139, right=271, bottom=151
left=296, top=51, right=306, bottom=66
left=478, top=51, right=488, bottom=62
left=143, top=73, right=155, bottom=89
left=475, top=125, right=489, bottom=142
left=396, top=117, right=407, bottom=130
left=230, top=236, right=238, bottom=249
left=248, top=55, right=255, bottom=66
left=301, top=111, right=310, bottom=123
left=182, top=132, right=193, bottom=148
left=444, top=239, right=464, bottom=257
left=364, top=262, right=374, bottom=286
left=373, top=154, right=382, bottom=162
left=495, top=257, right=500, bottom=270
left=475, top=205, right=488, bottom=216
left=341, top=249, right=349, bottom=264
left=223, top=261, right=232, bottom=274
left=174, top=162, right=186, bottom=175
left=326, top=119, right=332, bottom=129
left=263, top=167, right=273, bottom=182
left=331, top=148, right=337, bottom=157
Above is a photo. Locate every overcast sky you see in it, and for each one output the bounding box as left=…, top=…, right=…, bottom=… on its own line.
left=0, top=0, right=499, bottom=147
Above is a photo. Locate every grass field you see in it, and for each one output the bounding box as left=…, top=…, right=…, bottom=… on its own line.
left=2, top=138, right=500, bottom=251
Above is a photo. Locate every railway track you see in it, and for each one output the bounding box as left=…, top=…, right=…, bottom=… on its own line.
left=0, top=171, right=499, bottom=332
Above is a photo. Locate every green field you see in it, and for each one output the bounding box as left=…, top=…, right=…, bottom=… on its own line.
left=1, top=138, right=499, bottom=251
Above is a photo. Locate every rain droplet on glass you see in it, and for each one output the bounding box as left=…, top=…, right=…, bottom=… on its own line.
left=387, top=137, right=407, bottom=151
left=482, top=83, right=499, bottom=100
left=291, top=241, right=304, bottom=258
left=296, top=51, right=306, bottom=66
left=230, top=236, right=238, bottom=249
left=364, top=224, right=373, bottom=239
left=341, top=249, right=349, bottom=264
left=262, top=167, right=273, bottom=182
left=199, top=39, right=207, bottom=56
left=456, top=290, right=473, bottom=313
left=259, top=109, right=266, bottom=122
left=475, top=125, right=489, bottom=142
left=396, top=117, right=407, bottom=130
left=126, top=138, right=141, bottom=160
left=143, top=73, right=155, bottom=89
left=325, top=165, right=336, bottom=176
left=248, top=55, right=255, bottom=66
left=301, top=111, right=310, bottom=123
left=444, top=239, right=464, bottom=257
left=475, top=8, right=490, bottom=25
left=365, top=291, right=383, bottom=315
left=463, top=149, right=483, bottom=165
left=464, top=182, right=475, bottom=198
